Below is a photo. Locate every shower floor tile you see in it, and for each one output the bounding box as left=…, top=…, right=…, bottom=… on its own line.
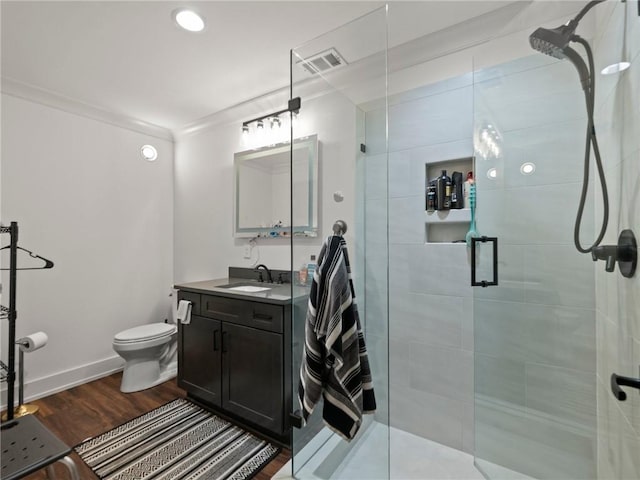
left=275, top=422, right=490, bottom=479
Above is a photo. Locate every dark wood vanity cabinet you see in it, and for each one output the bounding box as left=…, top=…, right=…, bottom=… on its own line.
left=178, top=314, right=222, bottom=404
left=222, top=322, right=283, bottom=432
left=177, top=290, right=291, bottom=439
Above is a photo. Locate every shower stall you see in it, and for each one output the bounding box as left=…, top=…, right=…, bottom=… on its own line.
left=287, top=1, right=639, bottom=479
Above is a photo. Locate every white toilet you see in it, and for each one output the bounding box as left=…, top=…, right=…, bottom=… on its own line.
left=113, top=321, right=178, bottom=393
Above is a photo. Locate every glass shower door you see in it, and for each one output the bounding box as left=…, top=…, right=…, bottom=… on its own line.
left=289, top=6, right=389, bottom=479
left=471, top=49, right=599, bottom=480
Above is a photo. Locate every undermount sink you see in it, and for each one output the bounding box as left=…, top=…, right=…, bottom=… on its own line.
left=217, top=282, right=274, bottom=293
left=227, top=285, right=271, bottom=293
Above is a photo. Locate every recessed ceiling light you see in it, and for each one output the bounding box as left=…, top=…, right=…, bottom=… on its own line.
left=173, top=9, right=205, bottom=32
left=141, top=145, right=158, bottom=161
left=600, top=61, right=630, bottom=75
left=520, top=162, right=536, bottom=175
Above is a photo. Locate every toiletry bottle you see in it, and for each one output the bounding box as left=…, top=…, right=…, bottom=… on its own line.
left=307, top=255, right=317, bottom=285
left=436, top=170, right=451, bottom=210
left=451, top=171, right=464, bottom=209
left=463, top=171, right=474, bottom=209
left=299, top=263, right=308, bottom=286
left=426, top=180, right=437, bottom=212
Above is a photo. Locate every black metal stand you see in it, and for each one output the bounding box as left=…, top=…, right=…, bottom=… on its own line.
left=1, top=222, right=19, bottom=421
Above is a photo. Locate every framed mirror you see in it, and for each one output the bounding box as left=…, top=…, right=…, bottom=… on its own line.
left=233, top=134, right=318, bottom=238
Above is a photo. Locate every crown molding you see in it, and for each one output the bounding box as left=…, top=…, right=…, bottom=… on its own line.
left=173, top=84, right=291, bottom=141
left=1, top=76, right=174, bottom=142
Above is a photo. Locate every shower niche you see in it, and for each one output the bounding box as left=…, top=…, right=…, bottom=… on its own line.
left=425, top=156, right=473, bottom=243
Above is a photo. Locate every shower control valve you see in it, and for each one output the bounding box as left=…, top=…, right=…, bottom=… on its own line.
left=591, top=245, right=618, bottom=272
left=591, top=229, right=637, bottom=278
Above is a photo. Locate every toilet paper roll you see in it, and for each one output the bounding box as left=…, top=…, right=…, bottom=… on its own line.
left=18, top=331, right=48, bottom=352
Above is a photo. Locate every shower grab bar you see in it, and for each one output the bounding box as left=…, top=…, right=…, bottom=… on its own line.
left=611, top=372, right=640, bottom=401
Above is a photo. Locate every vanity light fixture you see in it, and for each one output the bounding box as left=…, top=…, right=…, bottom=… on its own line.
left=173, top=9, right=205, bottom=32
left=241, top=97, right=301, bottom=136
left=141, top=145, right=158, bottom=161
left=600, top=61, right=630, bottom=75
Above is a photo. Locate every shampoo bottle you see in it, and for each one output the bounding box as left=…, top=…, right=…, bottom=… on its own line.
left=436, top=170, right=452, bottom=210
left=463, top=171, right=474, bottom=209
left=451, top=171, right=464, bottom=209
left=426, top=180, right=437, bottom=212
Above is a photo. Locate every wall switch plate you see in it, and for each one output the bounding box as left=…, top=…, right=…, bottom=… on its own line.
left=243, top=244, right=251, bottom=259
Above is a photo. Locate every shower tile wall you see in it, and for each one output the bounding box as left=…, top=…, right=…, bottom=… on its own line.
left=594, top=2, right=640, bottom=479
left=365, top=76, right=476, bottom=453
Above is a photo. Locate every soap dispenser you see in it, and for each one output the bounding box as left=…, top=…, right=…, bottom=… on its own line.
left=299, top=263, right=308, bottom=286
left=307, top=255, right=317, bottom=285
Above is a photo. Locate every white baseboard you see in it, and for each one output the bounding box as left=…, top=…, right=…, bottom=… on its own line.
left=1, top=355, right=124, bottom=409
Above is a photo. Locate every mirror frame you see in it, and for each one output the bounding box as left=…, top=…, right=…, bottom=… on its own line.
left=233, top=134, right=318, bottom=238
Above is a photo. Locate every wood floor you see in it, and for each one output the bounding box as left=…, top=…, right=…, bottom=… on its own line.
left=3, top=372, right=290, bottom=479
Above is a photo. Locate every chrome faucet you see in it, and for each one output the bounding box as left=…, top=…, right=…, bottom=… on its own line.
left=254, top=264, right=273, bottom=283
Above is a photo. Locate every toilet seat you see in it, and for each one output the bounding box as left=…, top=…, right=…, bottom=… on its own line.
left=114, top=323, right=176, bottom=344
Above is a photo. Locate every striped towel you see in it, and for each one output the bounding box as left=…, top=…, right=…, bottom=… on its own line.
left=298, top=235, right=376, bottom=441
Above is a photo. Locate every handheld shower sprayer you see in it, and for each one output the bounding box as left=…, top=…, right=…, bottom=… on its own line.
left=529, top=0, right=610, bottom=255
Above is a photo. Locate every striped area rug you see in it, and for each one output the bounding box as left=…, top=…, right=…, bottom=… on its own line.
left=74, top=398, right=281, bottom=480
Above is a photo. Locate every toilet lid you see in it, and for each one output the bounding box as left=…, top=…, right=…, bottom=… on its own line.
left=114, top=323, right=176, bottom=343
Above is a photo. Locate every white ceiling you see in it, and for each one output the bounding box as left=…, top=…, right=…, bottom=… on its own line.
left=1, top=1, right=519, bottom=131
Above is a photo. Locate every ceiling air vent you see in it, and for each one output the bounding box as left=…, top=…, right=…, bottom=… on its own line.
left=297, top=48, right=347, bottom=75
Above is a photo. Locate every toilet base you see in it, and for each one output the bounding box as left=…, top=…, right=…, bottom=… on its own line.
left=120, top=359, right=177, bottom=393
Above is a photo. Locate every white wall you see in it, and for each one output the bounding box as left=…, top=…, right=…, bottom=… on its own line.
left=1, top=94, right=174, bottom=405
left=174, top=91, right=358, bottom=284
left=594, top=1, right=640, bottom=478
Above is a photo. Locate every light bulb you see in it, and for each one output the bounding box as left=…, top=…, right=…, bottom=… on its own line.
left=173, top=9, right=205, bottom=32
left=141, top=145, right=158, bottom=161
left=601, top=62, right=630, bottom=75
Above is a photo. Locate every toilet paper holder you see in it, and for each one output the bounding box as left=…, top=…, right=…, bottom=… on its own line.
left=2, top=336, right=45, bottom=420
left=15, top=338, right=40, bottom=416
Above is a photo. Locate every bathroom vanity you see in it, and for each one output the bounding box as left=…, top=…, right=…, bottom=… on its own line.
left=174, top=272, right=306, bottom=445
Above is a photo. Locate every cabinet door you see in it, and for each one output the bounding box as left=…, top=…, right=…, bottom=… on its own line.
left=178, top=315, right=222, bottom=406
left=222, top=323, right=283, bottom=433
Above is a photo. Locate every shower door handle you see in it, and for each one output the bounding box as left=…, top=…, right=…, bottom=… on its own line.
left=611, top=372, right=640, bottom=401
left=471, top=236, right=498, bottom=287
